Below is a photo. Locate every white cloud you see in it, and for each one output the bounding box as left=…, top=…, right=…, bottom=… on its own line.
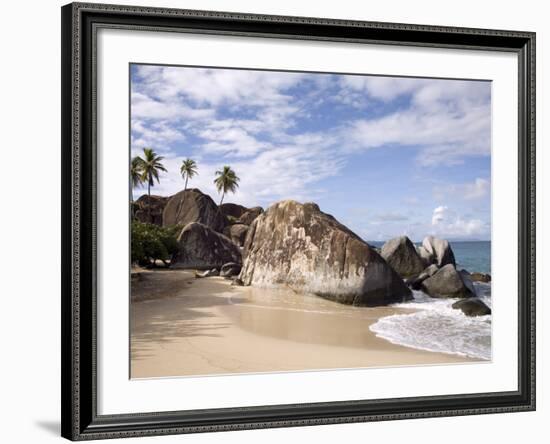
left=463, top=178, right=491, bottom=200
left=433, top=177, right=490, bottom=201
left=344, top=78, right=491, bottom=166
left=340, top=76, right=421, bottom=102
left=131, top=119, right=187, bottom=151
left=134, top=65, right=305, bottom=108
left=131, top=91, right=213, bottom=120
left=430, top=205, right=488, bottom=239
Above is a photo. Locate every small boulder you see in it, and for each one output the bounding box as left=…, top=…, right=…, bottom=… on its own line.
left=421, top=236, right=456, bottom=267
left=452, top=298, right=491, bottom=317
left=237, top=206, right=264, bottom=225
left=171, top=222, right=242, bottom=269
left=195, top=268, right=219, bottom=278
left=381, top=236, right=426, bottom=277
left=220, top=262, right=242, bottom=277
left=470, top=272, right=492, bottom=283
left=421, top=264, right=475, bottom=298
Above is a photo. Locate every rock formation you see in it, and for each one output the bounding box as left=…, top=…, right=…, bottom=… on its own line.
left=219, top=203, right=247, bottom=219
left=223, top=224, right=249, bottom=247
left=133, top=195, right=169, bottom=226
left=162, top=188, right=227, bottom=232
left=421, top=264, right=476, bottom=298
left=381, top=236, right=426, bottom=277
left=171, top=222, right=241, bottom=269
left=470, top=272, right=491, bottom=283
left=237, top=206, right=264, bottom=225
left=239, top=200, right=411, bottom=306
left=220, top=262, right=242, bottom=277
left=420, top=235, right=456, bottom=267
left=452, top=298, right=491, bottom=316
left=406, top=264, right=439, bottom=290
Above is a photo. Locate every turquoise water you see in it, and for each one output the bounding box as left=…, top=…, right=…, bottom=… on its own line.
left=370, top=241, right=491, bottom=274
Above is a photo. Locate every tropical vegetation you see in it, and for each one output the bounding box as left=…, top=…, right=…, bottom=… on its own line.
left=214, top=166, right=240, bottom=206
left=131, top=222, right=181, bottom=266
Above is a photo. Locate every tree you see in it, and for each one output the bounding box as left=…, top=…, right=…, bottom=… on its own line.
left=135, top=148, right=167, bottom=222
left=130, top=156, right=144, bottom=203
left=180, top=158, right=198, bottom=191
left=214, top=165, right=240, bottom=206
left=131, top=221, right=181, bottom=267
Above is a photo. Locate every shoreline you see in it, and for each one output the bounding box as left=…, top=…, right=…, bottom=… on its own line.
left=131, top=269, right=478, bottom=379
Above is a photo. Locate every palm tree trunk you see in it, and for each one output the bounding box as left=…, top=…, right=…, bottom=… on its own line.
left=147, top=180, right=151, bottom=223
left=131, top=187, right=134, bottom=220
left=219, top=191, right=225, bottom=206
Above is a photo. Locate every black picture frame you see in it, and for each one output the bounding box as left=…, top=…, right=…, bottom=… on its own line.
left=61, top=2, right=536, bottom=440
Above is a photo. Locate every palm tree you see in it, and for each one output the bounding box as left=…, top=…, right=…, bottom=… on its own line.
left=130, top=156, right=145, bottom=219
left=130, top=156, right=144, bottom=203
left=135, top=148, right=167, bottom=222
left=180, top=158, right=198, bottom=193
left=214, top=166, right=240, bottom=206
left=175, top=158, right=198, bottom=221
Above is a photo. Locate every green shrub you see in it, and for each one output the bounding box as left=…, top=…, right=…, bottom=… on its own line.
left=131, top=222, right=182, bottom=266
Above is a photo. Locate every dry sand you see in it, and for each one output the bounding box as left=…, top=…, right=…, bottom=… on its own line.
left=131, top=269, right=473, bottom=379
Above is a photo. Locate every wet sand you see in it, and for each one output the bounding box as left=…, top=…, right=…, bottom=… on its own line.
left=131, top=269, right=473, bottom=378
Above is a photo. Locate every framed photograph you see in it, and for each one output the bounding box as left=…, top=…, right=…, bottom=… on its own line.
left=61, top=2, right=536, bottom=440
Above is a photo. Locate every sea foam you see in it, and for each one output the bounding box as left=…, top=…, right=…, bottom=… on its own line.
left=370, top=283, right=492, bottom=360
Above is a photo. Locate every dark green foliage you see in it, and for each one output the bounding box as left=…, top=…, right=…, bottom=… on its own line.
left=131, top=222, right=181, bottom=266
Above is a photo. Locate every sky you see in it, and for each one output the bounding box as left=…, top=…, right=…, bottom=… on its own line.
left=130, top=64, right=491, bottom=242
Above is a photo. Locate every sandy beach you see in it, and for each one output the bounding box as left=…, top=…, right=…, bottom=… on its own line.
left=130, top=269, right=474, bottom=379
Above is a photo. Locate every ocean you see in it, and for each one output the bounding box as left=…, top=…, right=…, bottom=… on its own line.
left=369, top=240, right=492, bottom=360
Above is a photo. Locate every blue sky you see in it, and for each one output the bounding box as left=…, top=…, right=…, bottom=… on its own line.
left=131, top=64, right=491, bottom=241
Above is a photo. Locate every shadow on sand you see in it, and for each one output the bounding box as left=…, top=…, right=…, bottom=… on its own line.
left=130, top=270, right=246, bottom=362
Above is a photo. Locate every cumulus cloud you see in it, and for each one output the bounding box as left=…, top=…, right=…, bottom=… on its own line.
left=431, top=206, right=488, bottom=239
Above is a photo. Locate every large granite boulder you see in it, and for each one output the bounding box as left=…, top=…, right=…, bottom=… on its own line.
left=133, top=195, right=169, bottom=225
left=421, top=264, right=475, bottom=298
left=240, top=200, right=412, bottom=306
left=406, top=264, right=439, bottom=290
left=219, top=203, right=247, bottom=219
left=163, top=188, right=226, bottom=232
left=237, top=206, right=264, bottom=225
left=452, top=298, right=491, bottom=317
left=223, top=223, right=249, bottom=247
left=171, top=222, right=241, bottom=269
left=381, top=236, right=426, bottom=277
left=417, top=245, right=434, bottom=266
left=421, top=236, right=456, bottom=267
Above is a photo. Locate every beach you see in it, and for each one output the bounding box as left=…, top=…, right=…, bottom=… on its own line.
left=131, top=269, right=474, bottom=379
